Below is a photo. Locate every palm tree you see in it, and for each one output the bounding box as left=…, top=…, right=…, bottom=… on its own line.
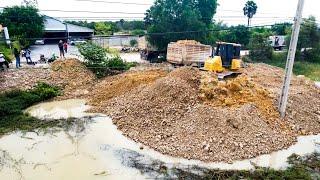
left=243, top=1, right=258, bottom=27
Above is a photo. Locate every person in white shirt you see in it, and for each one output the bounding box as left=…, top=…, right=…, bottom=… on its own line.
left=0, top=52, right=9, bottom=71
left=25, top=49, right=33, bottom=64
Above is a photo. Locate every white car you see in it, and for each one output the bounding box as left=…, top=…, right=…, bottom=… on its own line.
left=70, top=39, right=86, bottom=46
left=35, top=39, right=45, bottom=45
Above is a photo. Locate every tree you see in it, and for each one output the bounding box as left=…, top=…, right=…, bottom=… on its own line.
left=217, top=25, right=251, bottom=47
left=145, top=0, right=218, bottom=50
left=0, top=6, right=44, bottom=47
left=243, top=1, right=257, bottom=27
left=94, top=22, right=113, bottom=35
left=248, top=32, right=273, bottom=62
left=297, top=16, right=320, bottom=62
left=271, top=23, right=292, bottom=35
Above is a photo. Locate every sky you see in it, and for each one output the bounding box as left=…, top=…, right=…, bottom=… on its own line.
left=0, top=0, right=319, bottom=26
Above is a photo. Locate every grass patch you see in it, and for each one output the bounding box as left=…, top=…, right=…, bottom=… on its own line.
left=265, top=53, right=320, bottom=81
left=0, top=83, right=62, bottom=135
left=268, top=52, right=320, bottom=81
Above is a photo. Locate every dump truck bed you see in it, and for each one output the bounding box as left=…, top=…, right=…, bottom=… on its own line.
left=167, top=41, right=212, bottom=66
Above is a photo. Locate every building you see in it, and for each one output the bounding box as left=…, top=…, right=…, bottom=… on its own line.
left=44, top=16, right=94, bottom=43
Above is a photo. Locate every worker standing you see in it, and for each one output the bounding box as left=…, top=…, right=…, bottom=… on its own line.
left=13, top=48, right=21, bottom=68
left=63, top=41, right=68, bottom=54
left=58, top=40, right=65, bottom=59
left=25, top=49, right=33, bottom=64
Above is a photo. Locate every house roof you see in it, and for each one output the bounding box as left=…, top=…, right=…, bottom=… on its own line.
left=44, top=16, right=66, bottom=32
left=44, top=16, right=94, bottom=33
left=67, top=23, right=94, bottom=33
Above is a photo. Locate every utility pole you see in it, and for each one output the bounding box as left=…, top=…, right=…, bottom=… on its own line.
left=279, top=0, right=305, bottom=118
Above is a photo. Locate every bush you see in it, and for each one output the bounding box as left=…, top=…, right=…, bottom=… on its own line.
left=130, top=39, right=138, bottom=47
left=78, top=42, right=106, bottom=64
left=130, top=29, right=145, bottom=36
left=248, top=33, right=273, bottom=62
left=0, top=43, right=13, bottom=63
left=301, top=47, right=320, bottom=63
left=78, top=43, right=137, bottom=78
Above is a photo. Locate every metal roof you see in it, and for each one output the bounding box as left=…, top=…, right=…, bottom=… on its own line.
left=44, top=16, right=94, bottom=33
left=67, top=23, right=94, bottom=33
left=44, top=16, right=66, bottom=32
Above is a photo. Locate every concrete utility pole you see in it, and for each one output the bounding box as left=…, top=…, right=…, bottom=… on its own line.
left=279, top=0, right=305, bottom=118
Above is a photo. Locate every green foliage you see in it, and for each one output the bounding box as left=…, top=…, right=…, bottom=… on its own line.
left=270, top=52, right=320, bottom=81
left=145, top=0, right=218, bottom=50
left=65, top=20, right=95, bottom=29
left=130, top=29, right=146, bottom=36
left=0, top=43, right=13, bottom=62
left=0, top=6, right=44, bottom=47
left=0, top=83, right=60, bottom=135
left=130, top=39, right=138, bottom=47
left=284, top=16, right=320, bottom=63
left=65, top=20, right=146, bottom=34
left=78, top=42, right=106, bottom=64
left=94, top=22, right=113, bottom=35
left=216, top=25, right=251, bottom=47
left=243, top=0, right=258, bottom=26
left=271, top=23, right=292, bottom=35
left=78, top=43, right=136, bottom=78
left=120, top=20, right=146, bottom=31
left=298, top=16, right=320, bottom=51
left=248, top=32, right=273, bottom=61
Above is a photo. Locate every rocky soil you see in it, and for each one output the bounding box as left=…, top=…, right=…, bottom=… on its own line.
left=89, top=65, right=320, bottom=163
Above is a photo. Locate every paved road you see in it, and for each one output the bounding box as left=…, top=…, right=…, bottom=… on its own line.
left=10, top=44, right=81, bottom=68
left=28, top=44, right=81, bottom=62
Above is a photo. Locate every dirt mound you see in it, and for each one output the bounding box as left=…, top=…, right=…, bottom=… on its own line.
left=94, top=67, right=295, bottom=162
left=200, top=74, right=278, bottom=117
left=50, top=59, right=96, bottom=99
left=88, top=69, right=168, bottom=106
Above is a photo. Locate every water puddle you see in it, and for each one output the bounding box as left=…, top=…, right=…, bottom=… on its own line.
left=1, top=99, right=320, bottom=179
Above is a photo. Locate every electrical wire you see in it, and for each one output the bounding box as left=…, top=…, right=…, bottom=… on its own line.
left=72, top=0, right=152, bottom=6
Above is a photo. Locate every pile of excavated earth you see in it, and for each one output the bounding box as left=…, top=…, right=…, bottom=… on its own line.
left=0, top=59, right=95, bottom=99
left=88, top=63, right=320, bottom=163
left=1, top=58, right=319, bottom=163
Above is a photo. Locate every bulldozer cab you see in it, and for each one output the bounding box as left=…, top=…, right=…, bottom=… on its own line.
left=215, top=42, right=241, bottom=68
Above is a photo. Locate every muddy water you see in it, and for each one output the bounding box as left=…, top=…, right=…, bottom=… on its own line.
left=1, top=99, right=320, bottom=179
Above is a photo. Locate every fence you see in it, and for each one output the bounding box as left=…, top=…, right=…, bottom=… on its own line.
left=92, top=36, right=140, bottom=48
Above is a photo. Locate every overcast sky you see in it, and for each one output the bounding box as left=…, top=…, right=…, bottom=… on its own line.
left=1, top=0, right=319, bottom=26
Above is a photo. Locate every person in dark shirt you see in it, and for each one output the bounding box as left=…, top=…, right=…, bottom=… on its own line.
left=14, top=48, right=21, bottom=68
left=58, top=40, right=65, bottom=59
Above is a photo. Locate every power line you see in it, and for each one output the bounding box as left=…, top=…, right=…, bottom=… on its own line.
left=72, top=0, right=152, bottom=6
left=0, top=7, right=145, bottom=14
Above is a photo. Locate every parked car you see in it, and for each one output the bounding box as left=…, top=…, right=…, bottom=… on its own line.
left=70, top=39, right=86, bottom=46
left=35, top=39, right=45, bottom=45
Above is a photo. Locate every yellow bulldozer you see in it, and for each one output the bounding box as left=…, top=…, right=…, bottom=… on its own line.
left=204, top=42, right=242, bottom=79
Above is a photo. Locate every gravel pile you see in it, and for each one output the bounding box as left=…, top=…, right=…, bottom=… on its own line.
left=50, top=59, right=96, bottom=99
left=0, top=68, right=51, bottom=91
left=92, top=66, right=309, bottom=162
left=0, top=59, right=96, bottom=99
left=88, top=69, right=168, bottom=107
left=244, top=63, right=320, bottom=135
